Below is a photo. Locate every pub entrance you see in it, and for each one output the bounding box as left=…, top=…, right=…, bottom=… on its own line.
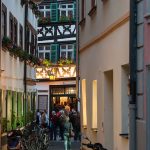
left=49, top=84, right=77, bottom=113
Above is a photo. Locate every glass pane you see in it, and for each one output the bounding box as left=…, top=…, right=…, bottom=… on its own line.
left=46, top=11, right=50, bottom=17
left=68, top=5, right=73, bottom=8
left=61, top=51, right=66, bottom=58
left=41, top=11, right=44, bottom=17
left=46, top=6, right=50, bottom=9
left=39, top=53, right=44, bottom=59
left=68, top=45, right=73, bottom=49
left=39, top=46, right=44, bottom=50
left=61, top=11, right=66, bottom=17
left=45, top=52, right=50, bottom=60
left=62, top=5, right=66, bottom=8
left=45, top=45, right=50, bottom=50
left=68, top=51, right=73, bottom=59
left=39, top=6, right=44, bottom=9
left=61, top=45, right=66, bottom=49
left=68, top=11, right=73, bottom=18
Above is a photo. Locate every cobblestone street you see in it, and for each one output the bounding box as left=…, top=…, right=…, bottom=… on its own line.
left=49, top=141, right=81, bottom=150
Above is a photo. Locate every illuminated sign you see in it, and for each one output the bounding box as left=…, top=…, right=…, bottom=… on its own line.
left=36, top=65, right=76, bottom=79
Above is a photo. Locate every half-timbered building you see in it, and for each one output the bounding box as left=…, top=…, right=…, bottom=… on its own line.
left=36, top=0, right=77, bottom=115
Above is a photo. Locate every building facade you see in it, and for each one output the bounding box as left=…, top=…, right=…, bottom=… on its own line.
left=130, top=0, right=150, bottom=150
left=79, top=0, right=129, bottom=150
left=36, top=0, right=77, bottom=116
left=0, top=0, right=39, bottom=149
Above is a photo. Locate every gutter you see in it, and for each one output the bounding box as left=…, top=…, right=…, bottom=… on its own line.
left=129, top=0, right=137, bottom=149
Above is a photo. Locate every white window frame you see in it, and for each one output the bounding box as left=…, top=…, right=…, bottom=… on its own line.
left=60, top=44, right=74, bottom=59
left=59, top=4, right=74, bottom=18
left=39, top=5, right=50, bottom=17
left=38, top=45, right=51, bottom=60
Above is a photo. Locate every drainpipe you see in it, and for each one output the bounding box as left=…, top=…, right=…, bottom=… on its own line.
left=129, top=0, right=137, bottom=150
left=24, top=3, right=28, bottom=124
left=76, top=0, right=80, bottom=111
left=0, top=0, right=2, bottom=148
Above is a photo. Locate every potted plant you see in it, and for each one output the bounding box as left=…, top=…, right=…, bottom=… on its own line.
left=1, top=118, right=9, bottom=133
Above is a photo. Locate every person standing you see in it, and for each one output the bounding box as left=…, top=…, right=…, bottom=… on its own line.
left=63, top=115, right=73, bottom=150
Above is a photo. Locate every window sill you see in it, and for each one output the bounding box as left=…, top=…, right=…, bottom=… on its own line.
left=119, top=133, right=129, bottom=139
left=79, top=18, right=86, bottom=26
left=144, top=13, right=150, bottom=24
left=83, top=125, right=87, bottom=129
left=88, top=6, right=97, bottom=17
left=91, top=128, right=98, bottom=132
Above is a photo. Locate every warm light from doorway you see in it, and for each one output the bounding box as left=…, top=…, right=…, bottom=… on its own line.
left=92, top=80, right=98, bottom=131
left=82, top=79, right=87, bottom=129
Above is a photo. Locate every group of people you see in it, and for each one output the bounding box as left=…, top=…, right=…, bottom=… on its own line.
left=36, top=103, right=80, bottom=150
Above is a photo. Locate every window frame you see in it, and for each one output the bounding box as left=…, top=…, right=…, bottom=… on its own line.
left=60, top=44, right=74, bottom=60
left=9, top=12, right=14, bottom=42
left=2, top=3, right=7, bottom=38
left=19, top=24, right=23, bottom=48
left=59, top=4, right=74, bottom=18
left=88, top=0, right=97, bottom=16
left=14, top=17, right=18, bottom=46
left=38, top=45, right=51, bottom=60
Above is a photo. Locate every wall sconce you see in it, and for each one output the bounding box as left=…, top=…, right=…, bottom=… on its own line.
left=92, top=80, right=98, bottom=132
left=82, top=79, right=87, bottom=129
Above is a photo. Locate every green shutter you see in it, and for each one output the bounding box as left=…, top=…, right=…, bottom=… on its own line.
left=74, top=44, right=76, bottom=63
left=73, top=2, right=76, bottom=21
left=7, top=90, right=12, bottom=131
left=50, top=3, right=58, bottom=22
left=12, top=91, right=17, bottom=129
left=17, top=92, right=23, bottom=126
left=51, top=44, right=58, bottom=63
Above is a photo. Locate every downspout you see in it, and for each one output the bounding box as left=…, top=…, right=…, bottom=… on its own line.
left=24, top=3, right=28, bottom=124
left=129, top=0, right=137, bottom=150
left=76, top=0, right=80, bottom=109
left=0, top=0, right=2, bottom=148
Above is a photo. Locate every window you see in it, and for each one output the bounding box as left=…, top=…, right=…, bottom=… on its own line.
left=88, top=0, right=97, bottom=16
left=2, top=3, right=7, bottom=38
left=39, top=6, right=50, bottom=18
left=81, top=0, right=85, bottom=19
left=59, top=4, right=74, bottom=19
left=9, top=13, right=14, bottom=42
left=38, top=45, right=51, bottom=60
left=26, top=28, right=30, bottom=53
left=14, top=18, right=18, bottom=45
left=19, top=24, right=23, bottom=48
left=30, top=34, right=35, bottom=55
left=60, top=44, right=74, bottom=60
left=91, top=0, right=96, bottom=8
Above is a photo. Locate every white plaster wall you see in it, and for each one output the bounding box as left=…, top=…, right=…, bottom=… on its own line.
left=80, top=22, right=129, bottom=150
left=1, top=0, right=37, bottom=92
left=79, top=0, right=129, bottom=47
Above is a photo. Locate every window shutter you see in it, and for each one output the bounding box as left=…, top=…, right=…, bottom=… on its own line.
left=51, top=44, right=58, bottom=63
left=73, top=2, right=76, bottom=20
left=74, top=44, right=76, bottom=63
left=50, top=3, right=58, bottom=22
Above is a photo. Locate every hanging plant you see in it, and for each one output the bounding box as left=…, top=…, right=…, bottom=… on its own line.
left=2, top=36, right=13, bottom=49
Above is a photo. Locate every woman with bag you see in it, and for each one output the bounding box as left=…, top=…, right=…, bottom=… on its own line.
left=63, top=115, right=74, bottom=150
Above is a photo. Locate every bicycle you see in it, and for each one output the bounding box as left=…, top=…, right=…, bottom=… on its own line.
left=82, top=136, right=107, bottom=150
